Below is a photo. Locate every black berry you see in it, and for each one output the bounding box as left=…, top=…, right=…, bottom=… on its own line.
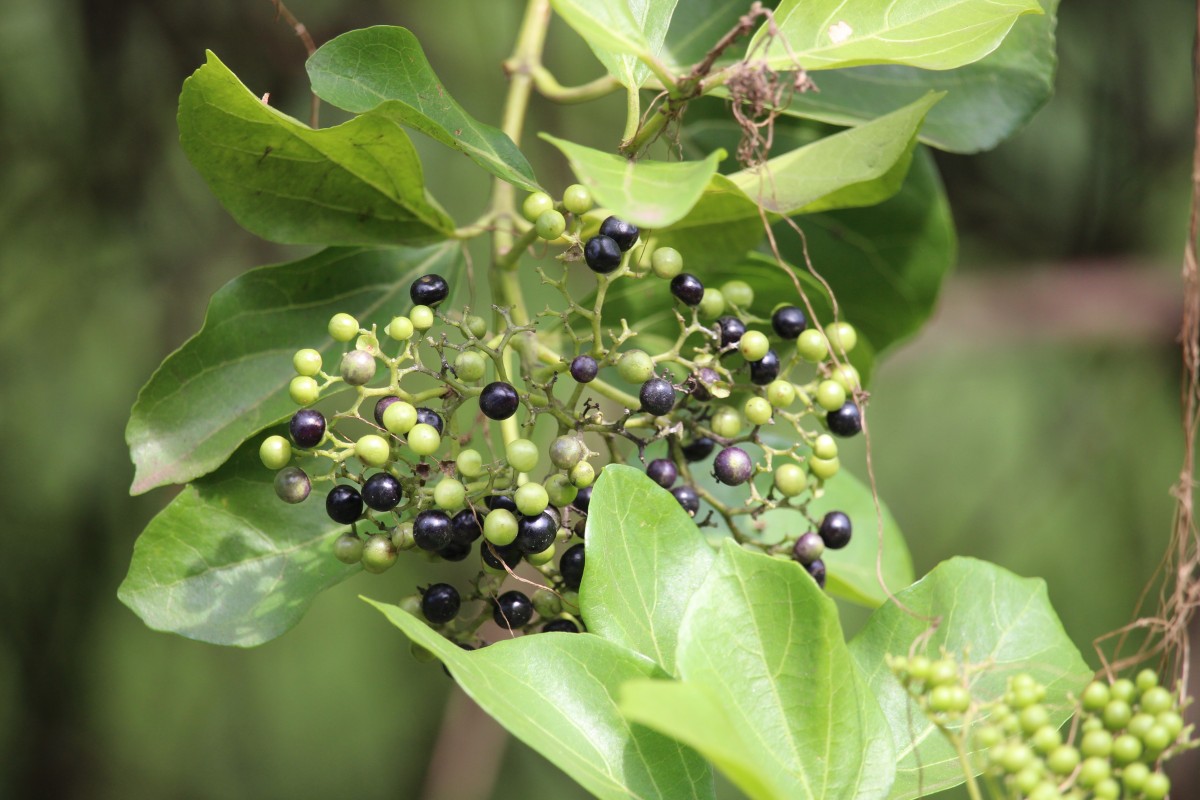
left=572, top=486, right=592, bottom=513
left=438, top=540, right=472, bottom=561
left=362, top=472, right=402, bottom=511
left=827, top=401, right=862, bottom=437
left=326, top=485, right=363, bottom=524
left=806, top=558, right=827, bottom=589
left=818, top=511, right=852, bottom=549
left=421, top=583, right=460, bottom=624
left=771, top=305, right=807, bottom=339
left=584, top=235, right=623, bottom=273
left=481, top=540, right=522, bottom=571
left=413, top=509, right=453, bottom=551
left=670, top=273, right=704, bottom=306
left=492, top=590, right=534, bottom=628
left=671, top=485, right=700, bottom=515
left=559, top=543, right=585, bottom=590
left=717, top=316, right=746, bottom=348
left=450, top=508, right=484, bottom=546
left=792, top=532, right=825, bottom=565
left=479, top=381, right=520, bottom=420
left=410, top=274, right=450, bottom=307
left=713, top=447, right=753, bottom=486
left=646, top=458, right=678, bottom=489
left=749, top=350, right=780, bottom=385
left=542, top=619, right=580, bottom=633
left=640, top=377, right=676, bottom=416
left=599, top=216, right=639, bottom=251
left=682, top=436, right=716, bottom=462
left=486, top=494, right=518, bottom=513
left=289, top=409, right=326, bottom=448
left=374, top=395, right=401, bottom=427
left=516, top=512, right=557, bottom=555
left=570, top=354, right=598, bottom=383
left=415, top=407, right=444, bottom=434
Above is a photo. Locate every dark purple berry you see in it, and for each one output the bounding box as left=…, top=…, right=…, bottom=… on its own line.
left=570, top=354, right=598, bottom=383
left=584, top=235, right=623, bottom=273
left=481, top=540, right=522, bottom=571
left=671, top=485, right=700, bottom=515
left=438, top=540, right=472, bottom=561
left=670, top=273, right=704, bottom=306
left=806, top=558, right=827, bottom=589
left=415, top=407, right=444, bottom=434
left=572, top=486, right=592, bottom=514
left=413, top=509, right=453, bottom=551
left=492, top=590, right=534, bottom=629
left=516, top=512, right=557, bottom=555
left=421, top=583, right=460, bottom=624
left=410, top=274, right=450, bottom=307
left=713, top=447, right=754, bottom=486
left=479, top=381, right=520, bottom=420
left=749, top=350, right=780, bottom=385
left=646, top=458, right=678, bottom=489
left=818, top=511, right=852, bottom=549
left=559, top=543, right=585, bottom=590
left=771, top=305, right=807, bottom=339
left=326, top=485, right=363, bottom=524
left=691, top=367, right=720, bottom=401
left=792, top=532, right=825, bottom=565
left=450, top=508, right=484, bottom=546
left=827, top=401, right=862, bottom=437
left=542, top=619, right=580, bottom=633
left=374, top=395, right=401, bottom=427
left=289, top=409, right=326, bottom=448
left=486, top=495, right=518, bottom=513
left=362, top=472, right=402, bottom=511
left=639, top=377, right=676, bottom=416
left=717, top=316, right=746, bottom=348
left=598, top=216, right=639, bottom=251
left=682, top=436, right=716, bottom=462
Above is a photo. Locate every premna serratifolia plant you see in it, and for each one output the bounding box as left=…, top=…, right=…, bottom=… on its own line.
left=119, top=1, right=1198, bottom=798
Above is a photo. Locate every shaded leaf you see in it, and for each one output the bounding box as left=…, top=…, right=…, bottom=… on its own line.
left=649, top=173, right=765, bottom=269
left=590, top=0, right=680, bottom=89
left=179, top=51, right=454, bottom=245
left=849, top=557, right=1092, bottom=800
left=306, top=26, right=539, bottom=191
left=664, top=0, right=753, bottom=67
left=366, top=598, right=715, bottom=800
left=549, top=0, right=652, bottom=63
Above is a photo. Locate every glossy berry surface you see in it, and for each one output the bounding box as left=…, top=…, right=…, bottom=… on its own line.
left=771, top=305, right=807, bottom=339
left=670, top=273, right=704, bottom=306
left=543, top=619, right=580, bottom=633
left=413, top=510, right=453, bottom=551
left=682, top=437, right=715, bottom=462
left=748, top=350, right=780, bottom=385
left=326, top=485, right=363, bottom=524
left=651, top=246, right=683, bottom=279
left=819, top=511, right=852, bottom=549
left=274, top=466, right=311, bottom=504
left=717, top=316, right=746, bottom=348
left=479, top=381, right=520, bottom=420
left=584, top=235, right=622, bottom=273
left=806, top=558, right=827, bottom=589
left=559, top=543, right=585, bottom=590
left=486, top=494, right=518, bottom=513
left=827, top=401, right=863, bottom=437
left=360, top=534, right=398, bottom=573
left=672, top=485, right=700, bottom=515
left=599, top=215, right=639, bottom=251
left=289, top=409, right=326, bottom=448
left=374, top=395, right=401, bottom=427
left=516, top=511, right=557, bottom=555
left=421, top=583, right=461, bottom=624
left=562, top=184, right=592, bottom=215
left=493, top=590, right=534, bottom=628
left=362, top=473, right=402, bottom=511
left=640, top=377, right=676, bottom=415
left=450, top=509, right=484, bottom=545
left=415, top=407, right=444, bottom=434
left=572, top=486, right=592, bottom=513
left=340, top=349, right=377, bottom=386
left=713, top=447, right=753, bottom=485
left=481, top=539, right=522, bottom=571
left=646, top=458, right=678, bottom=489
left=410, top=274, right=449, bottom=307
left=792, top=532, right=825, bottom=565
left=570, top=354, right=598, bottom=382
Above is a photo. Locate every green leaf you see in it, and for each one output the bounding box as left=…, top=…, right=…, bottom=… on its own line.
left=729, top=93, right=941, bottom=215
left=179, top=51, right=454, bottom=246
left=780, top=0, right=1059, bottom=153
left=127, top=244, right=462, bottom=494
left=649, top=173, right=766, bottom=269
left=549, top=0, right=652, bottom=63
left=671, top=542, right=895, bottom=799
left=365, top=598, right=715, bottom=800
left=581, top=465, right=716, bottom=674
left=118, top=434, right=358, bottom=647
left=757, top=0, right=1043, bottom=72
left=540, top=134, right=724, bottom=229
left=849, top=557, right=1092, bottom=800
left=589, top=0, right=680, bottom=89
left=305, top=26, right=539, bottom=191
left=664, top=0, right=753, bottom=67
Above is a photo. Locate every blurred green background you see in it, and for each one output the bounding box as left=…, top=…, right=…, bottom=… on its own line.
left=0, top=0, right=1195, bottom=797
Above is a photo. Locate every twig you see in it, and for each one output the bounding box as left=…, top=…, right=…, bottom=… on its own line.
left=269, top=0, right=320, bottom=128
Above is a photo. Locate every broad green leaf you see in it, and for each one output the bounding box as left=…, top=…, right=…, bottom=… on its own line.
left=306, top=27, right=539, bottom=191
left=549, top=0, right=652, bottom=62
left=849, top=557, right=1092, bottom=800
left=365, top=598, right=715, bottom=800
left=674, top=542, right=895, bottom=800
left=118, top=434, right=358, bottom=647
left=664, top=0, right=753, bottom=66
left=589, top=1, right=680, bottom=89
left=179, top=52, right=454, bottom=246
left=781, top=0, right=1059, bottom=153
left=756, top=0, right=1043, bottom=72
left=581, top=465, right=716, bottom=674
left=127, top=244, right=462, bottom=494
left=650, top=173, right=765, bottom=268
left=729, top=92, right=941, bottom=214
left=541, top=134, right=724, bottom=228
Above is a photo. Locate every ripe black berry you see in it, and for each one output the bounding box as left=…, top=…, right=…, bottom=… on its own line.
left=543, top=618, right=580, bottom=633
left=640, top=377, right=676, bottom=415
left=289, top=409, right=326, bottom=448
left=516, top=512, right=557, bottom=555
left=570, top=354, right=598, bottom=383
left=599, top=216, right=639, bottom=251
left=682, top=436, right=716, bottom=462
left=438, top=540, right=472, bottom=561
left=481, top=540, right=522, bottom=571
left=670, top=273, right=705, bottom=306
left=326, top=485, right=364, bottom=524
left=827, top=401, right=862, bottom=437
left=818, top=511, right=852, bottom=549
left=413, top=509, right=453, bottom=551
left=421, top=583, right=460, bottom=624
left=749, top=350, right=780, bottom=385
left=559, top=543, right=585, bottom=590
left=691, top=367, right=720, bottom=401
left=584, top=235, right=623, bottom=273
left=713, top=447, right=754, bottom=486
left=771, top=305, right=807, bottom=339
left=792, top=532, right=825, bottom=565
left=646, top=458, right=678, bottom=488
left=671, top=485, right=700, bottom=515
left=486, top=494, right=518, bottom=513
left=415, top=407, right=444, bottom=434
left=410, top=274, right=449, bottom=307
left=362, top=472, right=402, bottom=511
left=374, top=395, right=401, bottom=427
left=717, top=316, right=746, bottom=348
left=479, top=381, right=520, bottom=420
left=572, top=486, right=591, bottom=513
left=806, top=558, right=827, bottom=589
left=450, top=508, right=484, bottom=546
left=493, top=590, right=534, bottom=629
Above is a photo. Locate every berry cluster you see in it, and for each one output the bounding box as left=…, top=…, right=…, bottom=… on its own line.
left=256, top=182, right=868, bottom=650
left=887, top=655, right=1196, bottom=800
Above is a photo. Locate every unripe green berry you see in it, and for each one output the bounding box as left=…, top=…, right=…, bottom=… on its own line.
left=410, top=305, right=434, bottom=331
left=711, top=406, right=743, bottom=438
left=975, top=725, right=1003, bottom=748
left=570, top=461, right=595, bottom=488
left=383, top=400, right=418, bottom=434
left=1157, top=710, right=1184, bottom=739
left=259, top=435, right=293, bottom=470
left=333, top=533, right=363, bottom=564
left=739, top=330, right=770, bottom=362
left=506, top=438, right=539, bottom=473
left=797, top=329, right=828, bottom=362
left=526, top=542, right=556, bottom=566
left=465, top=315, right=488, bottom=339
left=1080, top=728, right=1113, bottom=758
left=744, top=396, right=773, bottom=426
left=773, top=463, right=806, bottom=497
left=816, top=380, right=847, bottom=412
left=549, top=435, right=584, bottom=470
left=1111, top=733, right=1143, bottom=765
left=826, top=321, right=858, bottom=354
left=1047, top=745, right=1080, bottom=775
left=1127, top=711, right=1156, bottom=739
left=1001, top=742, right=1033, bottom=773
left=1076, top=756, right=1111, bottom=788
left=386, top=316, right=414, bottom=341
left=927, top=659, right=958, bottom=687
left=721, top=280, right=754, bottom=308
left=1031, top=725, right=1062, bottom=754
left=360, top=534, right=398, bottom=574
left=1081, top=716, right=1104, bottom=733
left=1141, top=723, right=1173, bottom=751
left=392, top=522, right=415, bottom=551
left=651, top=247, right=683, bottom=279
left=355, top=434, right=391, bottom=467
left=617, top=350, right=655, bottom=383
left=929, top=684, right=969, bottom=713
left=456, top=448, right=484, bottom=478
left=1110, top=678, right=1136, bottom=702
left=1010, top=685, right=1041, bottom=709
left=484, top=508, right=518, bottom=546
left=1121, top=761, right=1150, bottom=791
left=1027, top=782, right=1061, bottom=800
left=293, top=348, right=323, bottom=376
left=1013, top=766, right=1044, bottom=795
left=515, top=482, right=549, bottom=516
left=1136, top=668, right=1160, bottom=693
left=1139, top=686, right=1173, bottom=715
left=410, top=642, right=436, bottom=662
left=532, top=587, right=563, bottom=618
left=536, top=209, right=566, bottom=240
left=434, top=478, right=466, bottom=510
left=767, top=380, right=796, bottom=408
left=455, top=350, right=487, bottom=382
left=1142, top=773, right=1170, bottom=800
left=562, top=184, right=592, bottom=215
left=907, top=656, right=931, bottom=682
left=546, top=474, right=578, bottom=508
left=1103, top=699, right=1132, bottom=730
left=699, top=288, right=726, bottom=318
left=340, top=349, right=377, bottom=386
left=1020, top=704, right=1051, bottom=735
left=407, top=423, right=441, bottom=456
left=1092, top=778, right=1120, bottom=800
left=809, top=455, right=840, bottom=480
left=1081, top=681, right=1111, bottom=712
left=831, top=364, right=861, bottom=392
left=522, top=191, right=554, bottom=222
left=289, top=375, right=320, bottom=405
left=328, top=312, right=359, bottom=342
left=813, top=434, right=838, bottom=460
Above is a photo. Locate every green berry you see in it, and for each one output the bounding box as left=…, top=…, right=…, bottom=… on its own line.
left=1081, top=681, right=1111, bottom=712
left=392, top=522, right=415, bottom=551
left=1111, top=678, right=1136, bottom=702
left=434, top=478, right=466, bottom=510
left=1127, top=712, right=1155, bottom=738
left=651, top=247, right=683, bottom=279
left=515, top=482, right=549, bottom=516
left=929, top=684, right=970, bottom=713
left=328, top=312, right=359, bottom=342
left=975, top=725, right=1003, bottom=748
left=699, top=288, right=726, bottom=318
left=831, top=364, right=861, bottom=392
left=570, top=461, right=595, bottom=488
left=340, top=349, right=377, bottom=386
left=456, top=449, right=484, bottom=478
left=536, top=209, right=567, bottom=240
left=721, top=280, right=754, bottom=308
left=1010, top=685, right=1041, bottom=709
left=1092, top=778, right=1120, bottom=800
left=532, top=587, right=563, bottom=618
left=744, top=396, right=773, bottom=426
left=562, top=184, right=592, bottom=215
left=506, top=438, right=539, bottom=473
left=826, top=321, right=858, bottom=354
left=293, top=348, right=323, bottom=376
left=360, top=534, right=398, bottom=574
left=1047, top=745, right=1080, bottom=775
left=484, top=508, right=518, bottom=546
left=711, top=406, right=743, bottom=438
left=809, top=455, right=840, bottom=480
left=1001, top=742, right=1033, bottom=773
left=928, top=659, right=958, bottom=686
left=1111, top=733, right=1143, bottom=765
left=407, top=423, right=441, bottom=456
left=739, top=330, right=770, bottom=362
left=333, top=533, right=363, bottom=564
left=1157, top=710, right=1184, bottom=739
left=546, top=474, right=578, bottom=508
left=816, top=380, right=847, bottom=412
left=1139, top=686, right=1173, bottom=715
left=289, top=376, right=320, bottom=405
left=1142, top=773, right=1170, bottom=800
left=454, top=350, right=487, bottom=382
left=1013, top=766, right=1044, bottom=795
left=526, top=542, right=556, bottom=566
left=355, top=434, right=391, bottom=467
left=1081, top=728, right=1113, bottom=758
left=1141, top=723, right=1173, bottom=751
left=1032, top=725, right=1063, bottom=754
left=1020, top=704, right=1051, bottom=735
left=767, top=380, right=796, bottom=409
left=1081, top=716, right=1104, bottom=733
left=1027, top=782, right=1061, bottom=800
left=907, top=656, right=931, bottom=682
left=522, top=192, right=554, bottom=222
left=773, top=463, right=806, bottom=497
left=259, top=435, right=293, bottom=470
left=465, top=315, right=488, bottom=339
left=1121, top=761, right=1150, bottom=791
left=386, top=316, right=414, bottom=341
left=549, top=436, right=584, bottom=470
left=1077, top=756, right=1111, bottom=788
left=410, top=305, right=434, bottom=331
left=797, top=329, right=828, bottom=362
left=383, top=400, right=418, bottom=434
left=617, top=350, right=655, bottom=383
left=1136, top=668, right=1160, bottom=693
left=1103, top=699, right=1133, bottom=730
left=813, top=434, right=838, bottom=460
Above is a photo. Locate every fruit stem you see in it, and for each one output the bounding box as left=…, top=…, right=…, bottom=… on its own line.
left=530, top=66, right=621, bottom=103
